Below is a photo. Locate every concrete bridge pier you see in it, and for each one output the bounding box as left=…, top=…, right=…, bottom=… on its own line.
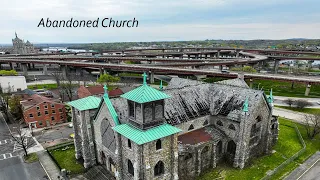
left=149, top=71, right=155, bottom=84
left=219, top=65, right=223, bottom=71
left=249, top=79, right=253, bottom=89
left=32, top=63, right=35, bottom=69
left=236, top=50, right=240, bottom=58
left=61, top=65, right=68, bottom=79
left=273, top=59, right=280, bottom=74
left=305, top=84, right=311, bottom=96
left=216, top=50, right=221, bottom=58
left=27, top=63, right=31, bottom=70
left=99, top=68, right=104, bottom=75
left=9, top=63, right=14, bottom=70
left=21, top=63, right=28, bottom=76
left=188, top=55, right=191, bottom=59
left=43, top=64, right=48, bottom=75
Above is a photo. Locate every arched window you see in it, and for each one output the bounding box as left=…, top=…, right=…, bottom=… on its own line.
left=228, top=124, right=236, bottom=130
left=217, top=120, right=223, bottom=126
left=128, top=139, right=132, bottom=149
left=227, top=140, right=236, bottom=155
left=154, top=161, right=164, bottom=176
left=188, top=124, right=194, bottom=131
left=250, top=124, right=256, bottom=137
left=184, top=153, right=193, bottom=160
left=217, top=141, right=223, bottom=154
left=203, top=120, right=208, bottom=126
left=201, top=146, right=209, bottom=154
left=156, top=139, right=162, bottom=150
left=128, top=160, right=134, bottom=176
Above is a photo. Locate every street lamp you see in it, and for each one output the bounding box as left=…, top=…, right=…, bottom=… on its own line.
left=257, top=83, right=261, bottom=90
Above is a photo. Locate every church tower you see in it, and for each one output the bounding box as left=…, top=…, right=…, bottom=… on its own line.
left=113, top=72, right=181, bottom=180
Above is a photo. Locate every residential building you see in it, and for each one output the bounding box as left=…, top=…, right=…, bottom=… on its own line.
left=21, top=94, right=67, bottom=128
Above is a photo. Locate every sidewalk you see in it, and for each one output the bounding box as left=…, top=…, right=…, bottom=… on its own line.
left=37, top=150, right=61, bottom=180
left=274, top=96, right=320, bottom=103
left=284, top=151, right=320, bottom=180
left=273, top=107, right=309, bottom=124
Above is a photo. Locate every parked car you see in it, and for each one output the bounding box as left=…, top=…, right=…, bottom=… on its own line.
left=68, top=123, right=73, bottom=128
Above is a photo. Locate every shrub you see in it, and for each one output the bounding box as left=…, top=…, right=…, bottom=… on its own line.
left=294, top=99, right=313, bottom=109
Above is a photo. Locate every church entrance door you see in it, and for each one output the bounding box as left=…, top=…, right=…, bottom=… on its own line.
left=109, top=158, right=117, bottom=175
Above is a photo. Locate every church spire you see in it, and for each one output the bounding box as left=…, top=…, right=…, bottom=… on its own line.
left=142, top=72, right=147, bottom=86
left=243, top=97, right=249, bottom=112
left=103, top=84, right=108, bottom=97
left=159, top=80, right=163, bottom=90
left=268, top=89, right=274, bottom=106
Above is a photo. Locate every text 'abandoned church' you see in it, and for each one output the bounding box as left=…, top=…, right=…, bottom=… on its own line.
left=68, top=74, right=279, bottom=180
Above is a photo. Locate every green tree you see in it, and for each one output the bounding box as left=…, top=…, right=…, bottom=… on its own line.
left=0, top=70, right=18, bottom=76
left=9, top=96, right=21, bottom=118
left=97, top=74, right=120, bottom=86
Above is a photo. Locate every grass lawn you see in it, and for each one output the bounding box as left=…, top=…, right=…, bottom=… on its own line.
left=272, top=118, right=320, bottom=179
left=245, top=79, right=320, bottom=98
left=24, top=153, right=39, bottom=163
left=49, top=145, right=85, bottom=175
left=275, top=105, right=320, bottom=115
left=28, top=83, right=58, bottom=90
left=197, top=118, right=307, bottom=180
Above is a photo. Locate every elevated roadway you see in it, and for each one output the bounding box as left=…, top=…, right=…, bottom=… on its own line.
left=0, top=58, right=319, bottom=84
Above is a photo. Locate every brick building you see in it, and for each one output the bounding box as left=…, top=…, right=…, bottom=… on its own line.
left=68, top=74, right=279, bottom=180
left=21, top=94, right=67, bottom=128
left=78, top=85, right=125, bottom=99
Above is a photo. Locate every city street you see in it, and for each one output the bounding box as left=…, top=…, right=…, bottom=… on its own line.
left=0, top=113, right=47, bottom=180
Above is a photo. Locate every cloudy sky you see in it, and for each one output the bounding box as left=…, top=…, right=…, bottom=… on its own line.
left=0, top=0, right=319, bottom=43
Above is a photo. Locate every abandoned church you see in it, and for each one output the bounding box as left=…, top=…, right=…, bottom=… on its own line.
left=67, top=73, right=279, bottom=180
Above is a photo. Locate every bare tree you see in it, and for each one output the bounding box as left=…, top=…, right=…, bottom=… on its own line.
left=304, top=113, right=320, bottom=139
left=283, top=99, right=294, bottom=107
left=10, top=121, right=36, bottom=156
left=61, top=73, right=78, bottom=102
left=1, top=104, right=36, bottom=156
left=294, top=99, right=313, bottom=109
left=51, top=70, right=62, bottom=87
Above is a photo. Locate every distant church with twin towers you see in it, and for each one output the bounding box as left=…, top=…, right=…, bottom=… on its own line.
left=11, top=32, right=35, bottom=54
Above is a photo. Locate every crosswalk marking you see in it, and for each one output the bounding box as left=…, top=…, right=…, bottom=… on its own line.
left=0, top=153, right=18, bottom=161
left=0, top=139, right=13, bottom=145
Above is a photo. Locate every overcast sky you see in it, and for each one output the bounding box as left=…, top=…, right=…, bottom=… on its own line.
left=1, top=0, right=319, bottom=43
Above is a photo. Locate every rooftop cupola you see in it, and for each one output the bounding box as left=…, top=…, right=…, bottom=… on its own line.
left=120, top=72, right=171, bottom=130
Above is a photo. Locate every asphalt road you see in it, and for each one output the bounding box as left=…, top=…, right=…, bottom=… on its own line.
left=0, top=156, right=47, bottom=180
left=300, top=160, right=320, bottom=180
left=0, top=114, right=47, bottom=180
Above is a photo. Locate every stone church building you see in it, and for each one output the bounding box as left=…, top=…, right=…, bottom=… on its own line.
left=12, top=32, right=35, bottom=54
left=68, top=74, right=279, bottom=180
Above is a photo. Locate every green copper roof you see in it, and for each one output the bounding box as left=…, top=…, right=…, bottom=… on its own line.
left=120, top=84, right=171, bottom=103
left=112, top=123, right=182, bottom=145
left=67, top=96, right=101, bottom=111
left=121, top=72, right=170, bottom=103
left=103, top=94, right=120, bottom=125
